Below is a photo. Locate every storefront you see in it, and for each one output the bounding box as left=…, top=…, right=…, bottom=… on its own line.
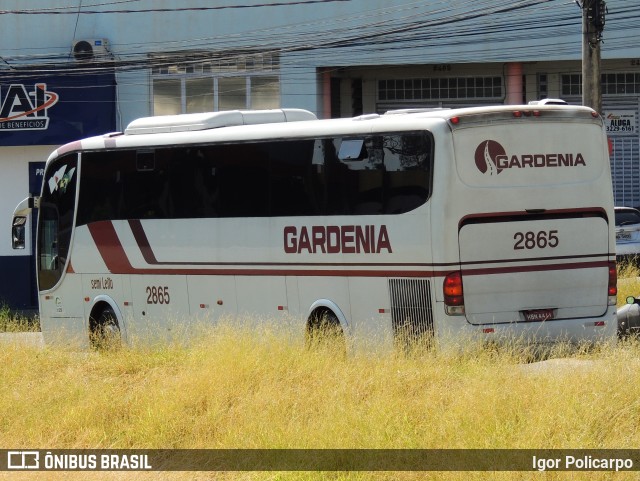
left=0, top=67, right=116, bottom=311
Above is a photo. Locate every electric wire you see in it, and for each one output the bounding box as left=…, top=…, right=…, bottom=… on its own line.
left=0, top=0, right=636, bottom=103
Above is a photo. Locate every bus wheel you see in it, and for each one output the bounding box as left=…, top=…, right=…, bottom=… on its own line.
left=90, top=306, right=121, bottom=350
left=306, top=309, right=346, bottom=355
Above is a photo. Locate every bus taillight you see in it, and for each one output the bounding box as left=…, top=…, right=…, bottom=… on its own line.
left=608, top=261, right=617, bottom=305
left=444, top=271, right=465, bottom=315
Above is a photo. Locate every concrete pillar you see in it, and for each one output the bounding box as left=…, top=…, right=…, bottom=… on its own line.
left=505, top=62, right=523, bottom=105
left=322, top=68, right=332, bottom=119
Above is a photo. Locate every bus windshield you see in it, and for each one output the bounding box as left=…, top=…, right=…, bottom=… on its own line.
left=37, top=153, right=78, bottom=291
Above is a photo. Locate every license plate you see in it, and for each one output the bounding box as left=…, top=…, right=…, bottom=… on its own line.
left=522, top=309, right=554, bottom=322
left=617, top=231, right=632, bottom=241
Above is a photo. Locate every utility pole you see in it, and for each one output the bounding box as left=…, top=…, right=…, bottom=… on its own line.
left=580, top=0, right=606, bottom=113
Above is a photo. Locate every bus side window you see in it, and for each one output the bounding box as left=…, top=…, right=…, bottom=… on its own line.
left=126, top=150, right=171, bottom=219
left=322, top=139, right=348, bottom=215
left=216, top=144, right=269, bottom=217
left=268, top=140, right=317, bottom=216
left=383, top=134, right=431, bottom=214
left=331, top=136, right=385, bottom=215
left=194, top=160, right=221, bottom=218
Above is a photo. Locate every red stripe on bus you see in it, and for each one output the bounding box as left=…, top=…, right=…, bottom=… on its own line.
left=127, top=219, right=612, bottom=269
left=87, top=220, right=612, bottom=278
left=460, top=261, right=611, bottom=276
left=128, top=219, right=158, bottom=264
left=55, top=140, right=82, bottom=157
left=458, top=207, right=608, bottom=230
left=88, top=221, right=135, bottom=274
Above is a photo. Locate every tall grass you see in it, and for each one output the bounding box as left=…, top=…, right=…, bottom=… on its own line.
left=2, top=323, right=640, bottom=481
left=1, top=266, right=639, bottom=479
left=617, top=262, right=640, bottom=306
left=0, top=303, right=39, bottom=332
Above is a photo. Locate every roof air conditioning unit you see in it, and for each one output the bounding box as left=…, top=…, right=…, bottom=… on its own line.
left=72, top=39, right=111, bottom=61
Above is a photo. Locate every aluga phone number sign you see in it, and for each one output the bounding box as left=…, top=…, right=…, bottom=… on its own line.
left=604, top=110, right=636, bottom=136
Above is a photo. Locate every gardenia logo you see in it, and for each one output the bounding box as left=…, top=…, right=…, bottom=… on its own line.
left=474, top=140, right=586, bottom=176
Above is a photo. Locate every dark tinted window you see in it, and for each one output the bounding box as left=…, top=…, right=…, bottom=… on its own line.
left=77, top=132, right=432, bottom=225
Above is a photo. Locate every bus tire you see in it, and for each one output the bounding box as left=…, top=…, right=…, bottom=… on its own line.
left=89, top=305, right=121, bottom=350
left=305, top=309, right=346, bottom=354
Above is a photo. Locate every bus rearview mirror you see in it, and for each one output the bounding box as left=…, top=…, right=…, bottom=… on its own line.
left=12, top=216, right=26, bottom=250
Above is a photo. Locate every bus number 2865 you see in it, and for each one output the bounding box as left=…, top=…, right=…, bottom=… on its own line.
left=146, top=286, right=171, bottom=304
left=513, top=230, right=559, bottom=250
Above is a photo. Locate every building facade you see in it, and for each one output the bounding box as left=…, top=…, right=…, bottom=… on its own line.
left=1, top=0, right=639, bottom=310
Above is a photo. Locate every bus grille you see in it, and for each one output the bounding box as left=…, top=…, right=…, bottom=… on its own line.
left=389, top=278, right=434, bottom=348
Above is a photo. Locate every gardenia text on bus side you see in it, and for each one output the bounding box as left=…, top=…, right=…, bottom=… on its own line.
left=475, top=140, right=588, bottom=175
left=284, top=225, right=392, bottom=254
left=496, top=152, right=586, bottom=169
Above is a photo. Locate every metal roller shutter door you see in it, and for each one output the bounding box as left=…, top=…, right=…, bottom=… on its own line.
left=604, top=97, right=640, bottom=208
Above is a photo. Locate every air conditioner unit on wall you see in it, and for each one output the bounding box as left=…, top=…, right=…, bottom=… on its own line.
left=72, top=38, right=111, bottom=61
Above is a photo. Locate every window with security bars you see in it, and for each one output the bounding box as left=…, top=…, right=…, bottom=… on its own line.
left=151, top=51, right=280, bottom=115
left=562, top=73, right=640, bottom=96
left=378, top=77, right=503, bottom=102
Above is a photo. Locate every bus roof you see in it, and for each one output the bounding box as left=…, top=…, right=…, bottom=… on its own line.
left=124, top=108, right=318, bottom=135
left=48, top=104, right=601, bottom=161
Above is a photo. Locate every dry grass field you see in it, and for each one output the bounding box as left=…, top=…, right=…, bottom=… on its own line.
left=0, top=303, right=39, bottom=333
left=617, top=262, right=640, bottom=306
left=1, top=264, right=640, bottom=480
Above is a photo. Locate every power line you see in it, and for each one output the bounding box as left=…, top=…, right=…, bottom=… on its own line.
left=0, top=0, right=576, bottom=66
left=0, top=0, right=352, bottom=15
left=71, top=1, right=83, bottom=54
left=7, top=0, right=146, bottom=12
left=0, top=0, right=636, bottom=95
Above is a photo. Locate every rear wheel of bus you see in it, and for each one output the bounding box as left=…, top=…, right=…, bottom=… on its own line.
left=305, top=309, right=346, bottom=355
left=89, top=305, right=121, bottom=350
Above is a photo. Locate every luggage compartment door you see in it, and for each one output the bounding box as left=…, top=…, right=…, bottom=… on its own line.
left=458, top=214, right=610, bottom=325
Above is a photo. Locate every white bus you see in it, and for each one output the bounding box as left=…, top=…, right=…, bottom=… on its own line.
left=11, top=105, right=617, bottom=349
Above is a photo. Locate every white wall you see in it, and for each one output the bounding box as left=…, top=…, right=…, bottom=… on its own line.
left=0, top=146, right=56, bottom=257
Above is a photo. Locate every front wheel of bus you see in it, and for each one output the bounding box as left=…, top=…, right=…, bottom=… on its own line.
left=90, top=306, right=121, bottom=350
